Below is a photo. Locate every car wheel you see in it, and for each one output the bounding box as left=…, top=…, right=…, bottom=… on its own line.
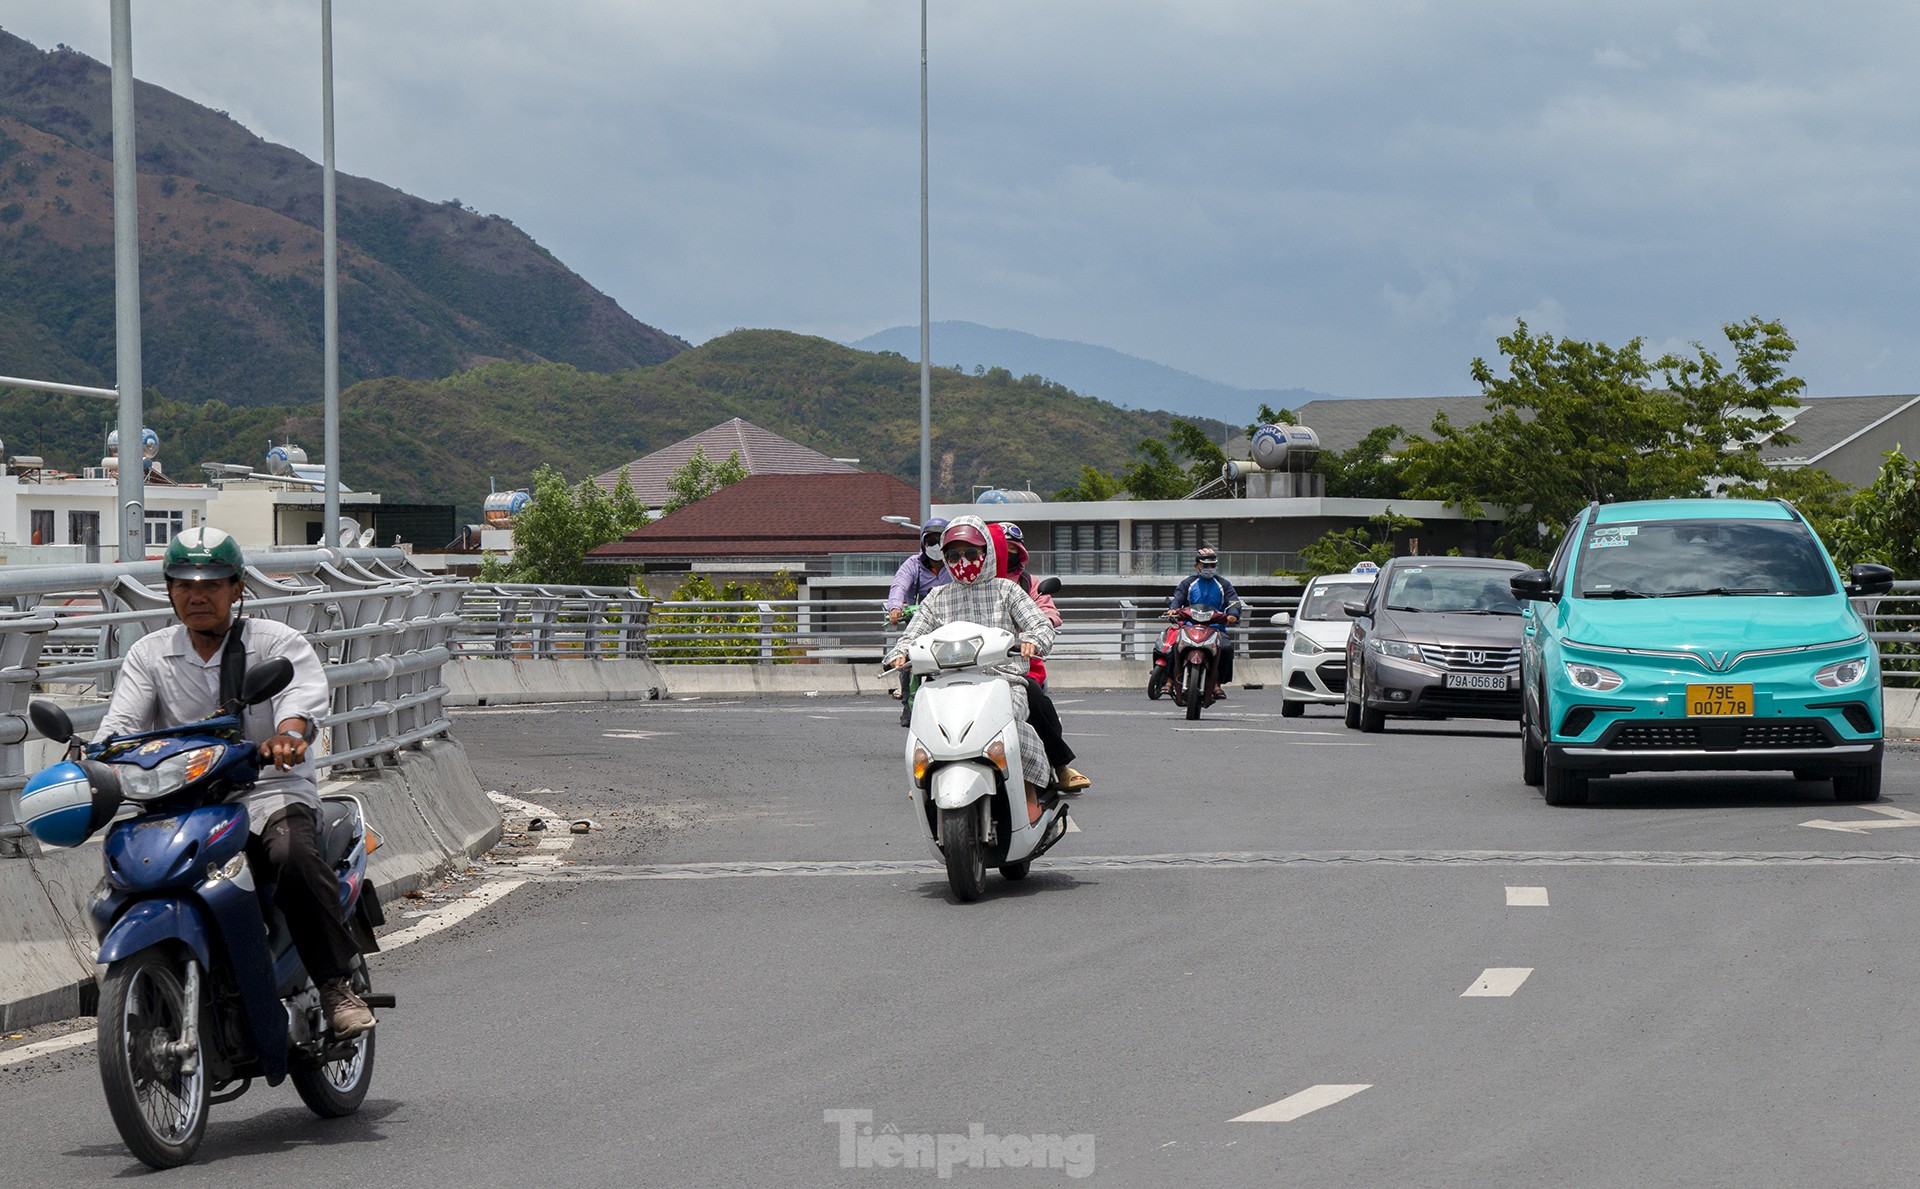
left=1343, top=666, right=1362, bottom=729
left=1541, top=748, right=1588, bottom=807
left=1357, top=670, right=1386, bottom=733
left=1280, top=699, right=1304, bottom=718
left=1521, top=720, right=1544, bottom=787
left=1834, top=764, right=1882, bottom=803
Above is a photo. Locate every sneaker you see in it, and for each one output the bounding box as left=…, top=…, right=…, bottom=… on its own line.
left=320, top=977, right=376, bottom=1038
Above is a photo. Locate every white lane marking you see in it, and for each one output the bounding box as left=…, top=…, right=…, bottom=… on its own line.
left=1232, top=1084, right=1372, bottom=1122
left=0, top=789, right=570, bottom=1068
left=602, top=729, right=675, bottom=740
left=1462, top=968, right=1533, bottom=997
left=1801, top=805, right=1920, bottom=834
left=0, top=1031, right=95, bottom=1069
left=1065, top=817, right=1082, bottom=833
left=1506, top=886, right=1550, bottom=907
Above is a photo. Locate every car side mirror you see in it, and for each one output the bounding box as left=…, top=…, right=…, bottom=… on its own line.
left=1342, top=601, right=1368, bottom=618
left=1846, top=563, right=1895, bottom=598
left=28, top=701, right=74, bottom=744
left=1036, top=576, right=1061, bottom=595
left=1270, top=611, right=1291, bottom=626
left=1510, top=569, right=1555, bottom=603
left=240, top=657, right=295, bottom=706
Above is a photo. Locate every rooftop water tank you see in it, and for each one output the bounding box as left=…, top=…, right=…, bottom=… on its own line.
left=483, top=489, right=533, bottom=528
left=266, top=444, right=308, bottom=476
left=977, top=488, right=1043, bottom=505
left=105, top=427, right=160, bottom=460
left=1250, top=424, right=1321, bottom=471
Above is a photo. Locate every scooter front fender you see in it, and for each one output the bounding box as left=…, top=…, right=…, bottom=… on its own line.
left=97, top=897, right=213, bottom=971
left=930, top=763, right=997, bottom=810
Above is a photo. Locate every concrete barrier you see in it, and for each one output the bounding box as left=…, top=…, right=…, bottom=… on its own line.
left=445, top=657, right=669, bottom=706
left=0, top=738, right=500, bottom=1032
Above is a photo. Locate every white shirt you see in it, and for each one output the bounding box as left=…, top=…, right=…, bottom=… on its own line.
left=98, top=616, right=332, bottom=831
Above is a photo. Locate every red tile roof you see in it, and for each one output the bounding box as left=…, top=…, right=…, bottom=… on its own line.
left=586, top=472, right=925, bottom=560
left=591, top=418, right=861, bottom=507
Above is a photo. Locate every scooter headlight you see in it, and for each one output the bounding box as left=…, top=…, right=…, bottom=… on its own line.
left=912, top=745, right=932, bottom=784
left=932, top=634, right=985, bottom=669
left=118, top=746, right=223, bottom=802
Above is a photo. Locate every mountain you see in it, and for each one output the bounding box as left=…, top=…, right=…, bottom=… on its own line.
left=847, top=321, right=1339, bottom=428
left=0, top=30, right=686, bottom=407
left=4, top=330, right=1233, bottom=522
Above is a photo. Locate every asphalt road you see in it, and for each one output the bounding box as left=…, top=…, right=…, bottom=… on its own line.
left=6, top=688, right=1920, bottom=1187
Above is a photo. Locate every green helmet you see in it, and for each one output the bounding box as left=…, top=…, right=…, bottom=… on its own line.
left=163, top=527, right=244, bottom=581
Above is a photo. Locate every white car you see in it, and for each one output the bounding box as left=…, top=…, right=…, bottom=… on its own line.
left=1277, top=573, right=1378, bottom=717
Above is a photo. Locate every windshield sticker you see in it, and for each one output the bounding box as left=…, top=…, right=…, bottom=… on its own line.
left=1587, top=537, right=1631, bottom=549
left=1589, top=526, right=1637, bottom=538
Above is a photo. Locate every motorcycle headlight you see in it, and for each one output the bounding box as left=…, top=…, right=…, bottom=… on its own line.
left=1366, top=636, right=1419, bottom=661
left=931, top=634, right=985, bottom=669
left=118, top=746, right=222, bottom=802
left=1290, top=633, right=1326, bottom=656
left=1813, top=658, right=1870, bottom=689
left=1564, top=662, right=1624, bottom=692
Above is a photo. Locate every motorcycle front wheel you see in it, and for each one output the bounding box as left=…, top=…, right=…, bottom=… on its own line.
left=1185, top=658, right=1208, bottom=721
left=938, top=805, right=986, bottom=902
left=99, top=949, right=208, bottom=1170
left=292, top=956, right=377, bottom=1118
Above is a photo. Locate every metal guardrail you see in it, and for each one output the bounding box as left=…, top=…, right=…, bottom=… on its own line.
left=829, top=549, right=1307, bottom=578
left=0, top=549, right=476, bottom=849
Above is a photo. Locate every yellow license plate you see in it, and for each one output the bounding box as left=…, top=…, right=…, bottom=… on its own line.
left=1686, top=684, right=1753, bottom=716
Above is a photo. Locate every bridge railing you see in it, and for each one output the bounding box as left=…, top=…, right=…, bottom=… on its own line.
left=0, top=549, right=468, bottom=848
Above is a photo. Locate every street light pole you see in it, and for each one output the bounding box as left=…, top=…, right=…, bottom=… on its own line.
left=321, top=0, right=341, bottom=546
left=917, top=0, right=932, bottom=524
left=110, top=0, right=145, bottom=562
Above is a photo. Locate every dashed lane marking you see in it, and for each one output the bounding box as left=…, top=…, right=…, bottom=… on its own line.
left=1232, top=1084, right=1373, bottom=1122
left=1462, top=968, right=1533, bottom=997
left=512, top=848, right=1920, bottom=883
left=1506, top=886, right=1550, bottom=907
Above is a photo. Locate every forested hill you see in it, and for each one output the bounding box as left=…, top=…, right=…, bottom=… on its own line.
left=0, top=29, right=686, bottom=408
left=4, top=331, right=1229, bottom=520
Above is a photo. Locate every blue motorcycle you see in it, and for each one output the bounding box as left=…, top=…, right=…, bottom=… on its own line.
left=18, top=658, right=390, bottom=1169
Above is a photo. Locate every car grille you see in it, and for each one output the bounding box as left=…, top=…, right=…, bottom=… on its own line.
left=1417, top=689, right=1521, bottom=716
left=1317, top=662, right=1346, bottom=694
left=1417, top=644, right=1521, bottom=671
left=1608, top=722, right=1833, bottom=750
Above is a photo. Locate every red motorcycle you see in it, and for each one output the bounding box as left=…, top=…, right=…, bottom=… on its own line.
left=1149, top=606, right=1229, bottom=720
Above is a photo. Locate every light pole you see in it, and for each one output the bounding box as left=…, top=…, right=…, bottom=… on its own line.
left=321, top=0, right=341, bottom=546
left=110, top=0, right=145, bottom=561
left=917, top=0, right=931, bottom=525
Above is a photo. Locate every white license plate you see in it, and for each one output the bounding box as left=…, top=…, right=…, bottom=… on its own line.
left=1445, top=673, right=1508, bottom=691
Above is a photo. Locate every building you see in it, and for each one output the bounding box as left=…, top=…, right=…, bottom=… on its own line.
left=0, top=458, right=216, bottom=564
left=591, top=417, right=861, bottom=510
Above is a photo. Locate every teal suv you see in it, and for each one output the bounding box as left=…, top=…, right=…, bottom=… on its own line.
left=1510, top=499, right=1895, bottom=806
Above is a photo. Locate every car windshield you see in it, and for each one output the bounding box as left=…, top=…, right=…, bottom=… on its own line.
left=1300, top=582, right=1373, bottom=620
left=1383, top=566, right=1522, bottom=614
left=1572, top=518, right=1837, bottom=598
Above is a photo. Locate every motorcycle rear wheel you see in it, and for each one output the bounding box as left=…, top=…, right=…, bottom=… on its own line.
left=292, top=957, right=377, bottom=1118
left=1185, top=659, right=1207, bottom=721
left=938, top=805, right=986, bottom=902
left=99, top=949, right=208, bottom=1170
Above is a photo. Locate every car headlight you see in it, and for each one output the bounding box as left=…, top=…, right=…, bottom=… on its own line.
left=931, top=634, right=985, bottom=669
left=1813, top=658, right=1871, bottom=689
left=1290, top=633, right=1326, bottom=656
left=117, top=746, right=222, bottom=802
left=1366, top=636, right=1420, bottom=661
left=1564, top=662, right=1624, bottom=692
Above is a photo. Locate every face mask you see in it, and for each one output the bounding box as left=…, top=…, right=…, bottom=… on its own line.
left=947, top=552, right=987, bottom=584
left=1198, top=564, right=1218, bottom=577
left=924, top=544, right=942, bottom=562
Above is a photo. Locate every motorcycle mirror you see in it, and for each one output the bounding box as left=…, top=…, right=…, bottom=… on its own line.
left=28, top=701, right=73, bottom=744
left=1036, top=576, right=1061, bottom=595
left=240, top=656, right=295, bottom=706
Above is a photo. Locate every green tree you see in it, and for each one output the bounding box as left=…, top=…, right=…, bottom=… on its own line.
left=1120, top=418, right=1224, bottom=500
left=1292, top=509, right=1424, bottom=575
left=1317, top=424, right=1409, bottom=499
left=662, top=446, right=749, bottom=515
left=1054, top=464, right=1123, bottom=502
left=488, top=465, right=649, bottom=585
left=1398, top=317, right=1804, bottom=564
left=1243, top=402, right=1299, bottom=440
left=1823, top=447, right=1920, bottom=575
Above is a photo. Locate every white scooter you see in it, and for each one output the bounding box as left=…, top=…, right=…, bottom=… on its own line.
left=899, top=615, right=1071, bottom=902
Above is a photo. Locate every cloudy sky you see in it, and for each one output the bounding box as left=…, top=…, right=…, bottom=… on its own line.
left=3, top=1, right=1918, bottom=400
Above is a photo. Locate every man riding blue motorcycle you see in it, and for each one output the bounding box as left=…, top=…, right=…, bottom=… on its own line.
left=96, top=527, right=374, bottom=1039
